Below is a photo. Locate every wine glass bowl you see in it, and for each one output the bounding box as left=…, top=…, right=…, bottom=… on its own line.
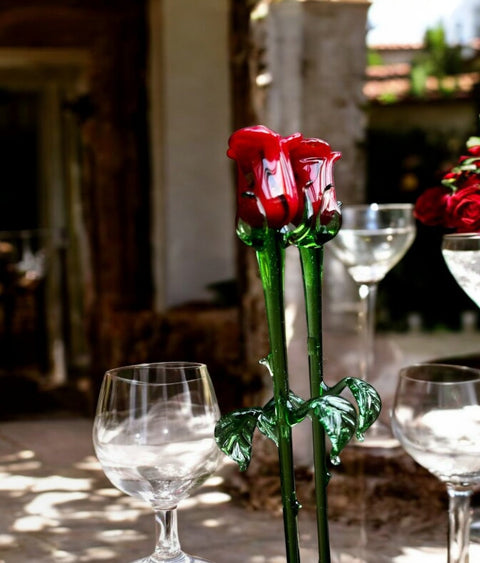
left=392, top=363, right=480, bottom=563
left=93, top=362, right=221, bottom=563
left=330, top=203, right=416, bottom=285
left=328, top=203, right=416, bottom=446
left=442, top=233, right=480, bottom=309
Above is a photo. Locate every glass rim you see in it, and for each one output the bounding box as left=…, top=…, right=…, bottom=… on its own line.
left=399, top=362, right=480, bottom=384
left=340, top=203, right=414, bottom=211
left=105, top=361, right=208, bottom=384
left=443, top=232, right=480, bottom=240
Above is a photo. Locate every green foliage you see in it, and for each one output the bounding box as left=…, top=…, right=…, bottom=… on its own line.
left=410, top=23, right=465, bottom=98
left=367, top=49, right=384, bottom=67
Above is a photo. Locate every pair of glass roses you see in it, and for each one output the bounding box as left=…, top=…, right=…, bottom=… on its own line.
left=227, top=124, right=342, bottom=247
left=220, top=125, right=381, bottom=563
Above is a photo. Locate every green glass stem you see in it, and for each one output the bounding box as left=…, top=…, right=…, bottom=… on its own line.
left=256, top=230, right=300, bottom=563
left=299, top=245, right=331, bottom=563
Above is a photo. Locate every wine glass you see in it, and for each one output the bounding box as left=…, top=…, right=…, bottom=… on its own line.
left=328, top=203, right=415, bottom=445
left=93, top=362, right=222, bottom=563
left=391, top=363, right=480, bottom=563
left=328, top=203, right=416, bottom=382
left=442, top=233, right=480, bottom=308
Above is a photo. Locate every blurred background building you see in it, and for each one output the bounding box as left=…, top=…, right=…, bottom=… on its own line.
left=0, top=0, right=478, bottom=418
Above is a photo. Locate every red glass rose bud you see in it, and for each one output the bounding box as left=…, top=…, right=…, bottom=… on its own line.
left=289, top=137, right=342, bottom=246
left=227, top=125, right=302, bottom=246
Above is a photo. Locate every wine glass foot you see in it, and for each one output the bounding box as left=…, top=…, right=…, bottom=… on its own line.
left=355, top=420, right=400, bottom=449
left=132, top=552, right=213, bottom=563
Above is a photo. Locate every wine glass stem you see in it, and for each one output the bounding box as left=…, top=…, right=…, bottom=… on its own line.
left=357, top=282, right=378, bottom=382
left=447, top=485, right=473, bottom=563
left=152, top=508, right=182, bottom=561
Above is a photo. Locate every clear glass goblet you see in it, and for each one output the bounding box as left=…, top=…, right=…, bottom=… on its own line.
left=93, top=362, right=221, bottom=563
left=442, top=233, right=480, bottom=309
left=391, top=363, right=480, bottom=563
left=329, top=203, right=416, bottom=382
left=328, top=203, right=416, bottom=445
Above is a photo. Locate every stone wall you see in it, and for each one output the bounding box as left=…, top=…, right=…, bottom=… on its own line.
left=0, top=1, right=151, bottom=385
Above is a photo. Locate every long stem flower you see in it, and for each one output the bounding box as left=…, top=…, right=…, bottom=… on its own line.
left=257, top=228, right=300, bottom=562
left=215, top=125, right=381, bottom=563
left=299, top=245, right=331, bottom=562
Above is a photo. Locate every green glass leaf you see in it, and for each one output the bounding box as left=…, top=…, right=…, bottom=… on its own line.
left=255, top=392, right=306, bottom=444
left=287, top=390, right=308, bottom=426
left=294, top=395, right=357, bottom=463
left=342, top=377, right=382, bottom=436
left=257, top=399, right=279, bottom=446
left=214, top=408, right=263, bottom=471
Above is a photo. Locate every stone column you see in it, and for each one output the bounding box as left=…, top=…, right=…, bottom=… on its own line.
left=260, top=0, right=370, bottom=464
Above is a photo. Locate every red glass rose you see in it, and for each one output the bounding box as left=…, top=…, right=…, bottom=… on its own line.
left=227, top=125, right=303, bottom=230
left=445, top=184, right=480, bottom=232
left=290, top=138, right=341, bottom=224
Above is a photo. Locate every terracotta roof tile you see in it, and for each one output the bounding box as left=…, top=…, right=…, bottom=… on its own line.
left=364, top=71, right=480, bottom=102
left=367, top=63, right=411, bottom=78
left=369, top=43, right=423, bottom=51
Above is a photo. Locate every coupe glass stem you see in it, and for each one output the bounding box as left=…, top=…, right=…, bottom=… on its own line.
left=447, top=485, right=473, bottom=563
left=357, top=282, right=378, bottom=382
left=151, top=508, right=182, bottom=562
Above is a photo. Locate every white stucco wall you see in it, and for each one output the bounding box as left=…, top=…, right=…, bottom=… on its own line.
left=149, top=0, right=235, bottom=309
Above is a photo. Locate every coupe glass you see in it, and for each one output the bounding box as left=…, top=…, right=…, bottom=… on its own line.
left=93, top=362, right=221, bottom=563
left=329, top=203, right=416, bottom=383
left=391, top=363, right=480, bottom=563
left=442, top=233, right=480, bottom=308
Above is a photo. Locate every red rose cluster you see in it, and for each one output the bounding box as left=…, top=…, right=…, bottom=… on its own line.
left=414, top=136, right=480, bottom=233
left=227, top=125, right=341, bottom=245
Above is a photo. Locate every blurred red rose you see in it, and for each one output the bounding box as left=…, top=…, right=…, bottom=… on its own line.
left=414, top=186, right=450, bottom=226
left=445, top=184, right=480, bottom=232
left=467, top=144, right=480, bottom=156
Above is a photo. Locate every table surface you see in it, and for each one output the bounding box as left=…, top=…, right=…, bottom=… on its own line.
left=0, top=415, right=479, bottom=563
left=2, top=331, right=480, bottom=562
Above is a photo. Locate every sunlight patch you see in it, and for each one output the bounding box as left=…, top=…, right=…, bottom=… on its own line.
left=14, top=515, right=58, bottom=532
left=0, top=475, right=34, bottom=490
left=98, top=528, right=148, bottom=543
left=192, top=491, right=231, bottom=505
left=95, top=488, right=122, bottom=497
left=75, top=456, right=102, bottom=471
left=80, top=546, right=117, bottom=560
left=26, top=491, right=89, bottom=518
left=31, top=476, right=92, bottom=492
left=0, top=450, right=35, bottom=462
left=104, top=507, right=144, bottom=522
left=0, top=534, right=17, bottom=548
left=202, top=518, right=222, bottom=528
